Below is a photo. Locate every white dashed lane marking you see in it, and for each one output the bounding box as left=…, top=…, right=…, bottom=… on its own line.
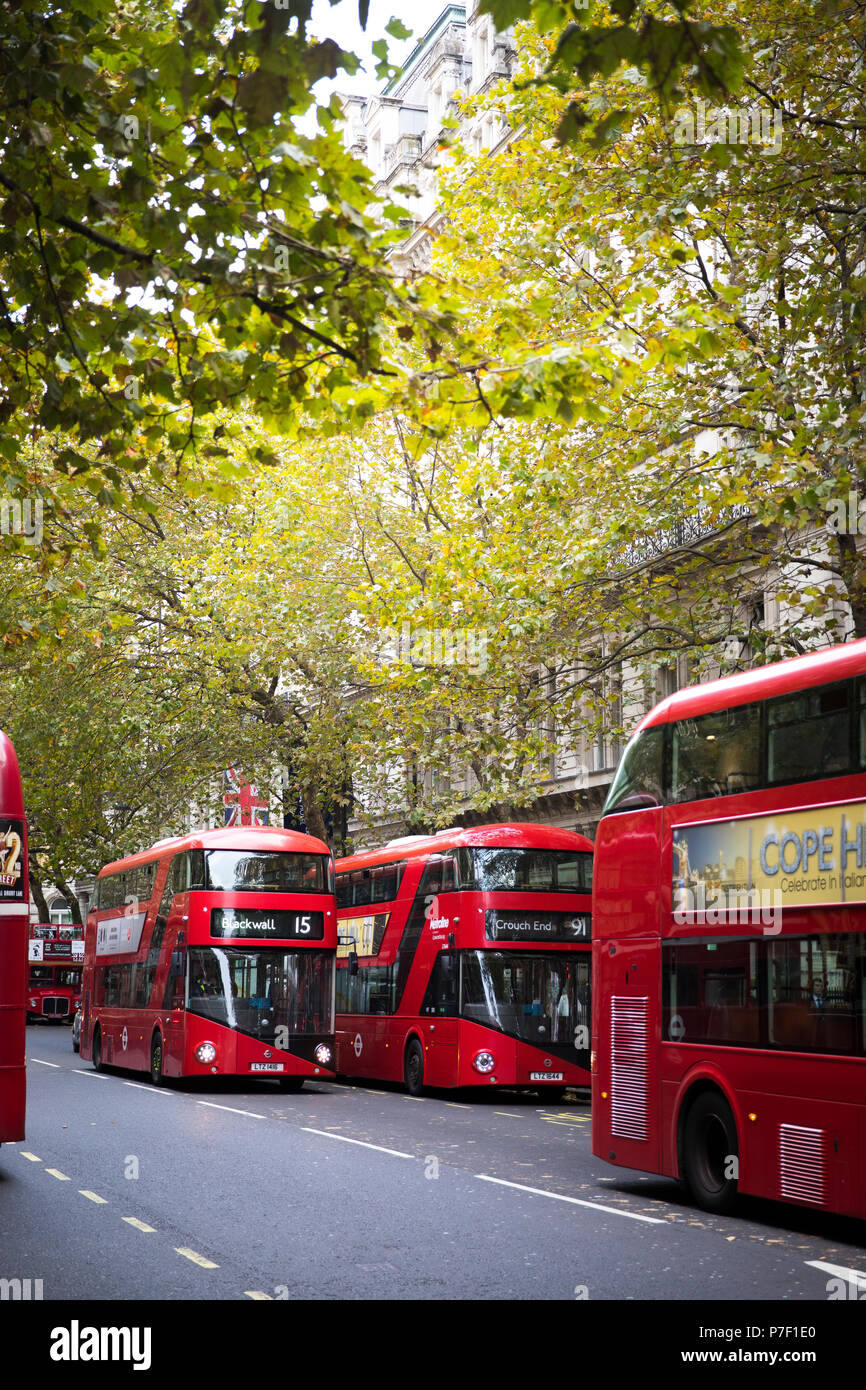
left=197, top=1101, right=266, bottom=1120
left=474, top=1174, right=666, bottom=1224
left=301, top=1127, right=413, bottom=1159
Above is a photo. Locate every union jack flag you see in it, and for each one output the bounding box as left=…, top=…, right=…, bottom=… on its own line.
left=223, top=768, right=270, bottom=827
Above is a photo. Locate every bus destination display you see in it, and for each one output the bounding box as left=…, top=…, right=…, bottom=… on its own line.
left=210, top=908, right=325, bottom=940
left=485, top=910, right=591, bottom=942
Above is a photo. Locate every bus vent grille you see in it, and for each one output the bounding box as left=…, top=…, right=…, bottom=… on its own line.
left=610, top=997, right=648, bottom=1142
left=778, top=1124, right=827, bottom=1206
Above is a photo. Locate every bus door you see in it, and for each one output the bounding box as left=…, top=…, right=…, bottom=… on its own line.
left=419, top=951, right=459, bottom=1087
left=161, top=936, right=186, bottom=1074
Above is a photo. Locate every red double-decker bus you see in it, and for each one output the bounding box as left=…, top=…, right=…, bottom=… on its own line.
left=335, top=824, right=593, bottom=1096
left=0, top=731, right=28, bottom=1146
left=27, top=924, right=84, bottom=1023
left=592, top=638, right=866, bottom=1217
left=80, top=827, right=338, bottom=1090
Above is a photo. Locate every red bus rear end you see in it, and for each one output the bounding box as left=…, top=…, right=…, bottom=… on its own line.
left=592, top=638, right=866, bottom=1218
left=27, top=925, right=83, bottom=1023
left=0, top=731, right=28, bottom=1145
left=336, top=824, right=593, bottom=1096
left=81, top=827, right=338, bottom=1090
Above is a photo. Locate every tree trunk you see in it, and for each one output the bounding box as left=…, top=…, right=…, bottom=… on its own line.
left=29, top=870, right=51, bottom=922
left=52, top=873, right=84, bottom=926
left=835, top=532, right=866, bottom=638
left=300, top=786, right=329, bottom=845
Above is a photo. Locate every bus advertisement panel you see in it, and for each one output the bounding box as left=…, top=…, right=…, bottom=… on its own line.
left=27, top=926, right=84, bottom=1022
left=0, top=731, right=28, bottom=1145
left=592, top=638, right=866, bottom=1218
left=81, top=827, right=338, bottom=1090
left=336, top=824, right=593, bottom=1096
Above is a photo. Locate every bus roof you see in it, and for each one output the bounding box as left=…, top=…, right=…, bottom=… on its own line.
left=97, top=826, right=331, bottom=878
left=639, top=637, right=866, bottom=732
left=337, top=822, right=594, bottom=873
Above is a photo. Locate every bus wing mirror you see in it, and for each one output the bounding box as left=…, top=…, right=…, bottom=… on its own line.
left=349, top=950, right=359, bottom=976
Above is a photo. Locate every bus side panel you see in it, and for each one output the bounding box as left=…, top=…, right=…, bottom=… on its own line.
left=593, top=935, right=660, bottom=1175
left=377, top=1016, right=403, bottom=1082
left=0, top=913, right=27, bottom=1141
left=419, top=1015, right=458, bottom=1087
left=593, top=808, right=663, bottom=941
left=737, top=1085, right=861, bottom=1217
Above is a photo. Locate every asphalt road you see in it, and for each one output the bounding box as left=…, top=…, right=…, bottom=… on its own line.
left=2, top=1022, right=865, bottom=1304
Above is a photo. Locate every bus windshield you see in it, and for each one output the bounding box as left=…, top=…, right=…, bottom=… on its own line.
left=186, top=946, right=333, bottom=1039
left=204, top=850, right=331, bottom=895
left=456, top=847, right=592, bottom=894
left=461, top=951, right=589, bottom=1045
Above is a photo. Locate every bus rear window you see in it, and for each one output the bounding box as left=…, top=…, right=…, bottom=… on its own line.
left=204, top=851, right=331, bottom=894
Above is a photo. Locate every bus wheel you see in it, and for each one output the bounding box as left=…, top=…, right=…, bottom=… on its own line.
left=150, top=1032, right=165, bottom=1087
left=681, top=1090, right=739, bottom=1214
left=404, top=1039, right=424, bottom=1096
left=92, top=1028, right=104, bottom=1073
left=277, top=1076, right=304, bottom=1093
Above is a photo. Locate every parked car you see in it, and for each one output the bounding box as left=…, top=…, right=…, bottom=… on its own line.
left=71, top=1008, right=81, bottom=1053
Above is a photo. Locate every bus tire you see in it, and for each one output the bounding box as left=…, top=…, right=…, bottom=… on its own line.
left=150, top=1031, right=165, bottom=1087
left=277, top=1076, right=304, bottom=1093
left=404, top=1038, right=424, bottom=1096
left=681, top=1089, right=739, bottom=1214
left=92, top=1028, right=104, bottom=1073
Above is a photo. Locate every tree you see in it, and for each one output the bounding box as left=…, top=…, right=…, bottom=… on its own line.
left=0, top=1, right=459, bottom=538
left=481, top=0, right=746, bottom=140
left=327, top=0, right=866, bottom=820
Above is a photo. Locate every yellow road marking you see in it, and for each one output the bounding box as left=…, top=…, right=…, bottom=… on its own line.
left=123, top=1217, right=156, bottom=1233
left=45, top=1168, right=70, bottom=1181
left=175, top=1247, right=219, bottom=1269
left=245, top=1291, right=274, bottom=1300
left=79, top=1190, right=108, bottom=1204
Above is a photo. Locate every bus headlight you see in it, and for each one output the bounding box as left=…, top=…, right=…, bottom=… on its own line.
left=472, top=1051, right=496, bottom=1074
left=315, top=1044, right=332, bottom=1066
left=195, top=1042, right=217, bottom=1065
left=29, top=998, right=37, bottom=1009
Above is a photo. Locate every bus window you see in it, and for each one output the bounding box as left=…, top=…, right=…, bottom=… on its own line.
left=671, top=704, right=760, bottom=802
left=603, top=726, right=665, bottom=813
left=767, top=682, right=850, bottom=784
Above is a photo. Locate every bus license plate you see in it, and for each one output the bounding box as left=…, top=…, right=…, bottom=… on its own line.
left=250, top=1062, right=285, bottom=1072
left=530, top=1071, right=564, bottom=1081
